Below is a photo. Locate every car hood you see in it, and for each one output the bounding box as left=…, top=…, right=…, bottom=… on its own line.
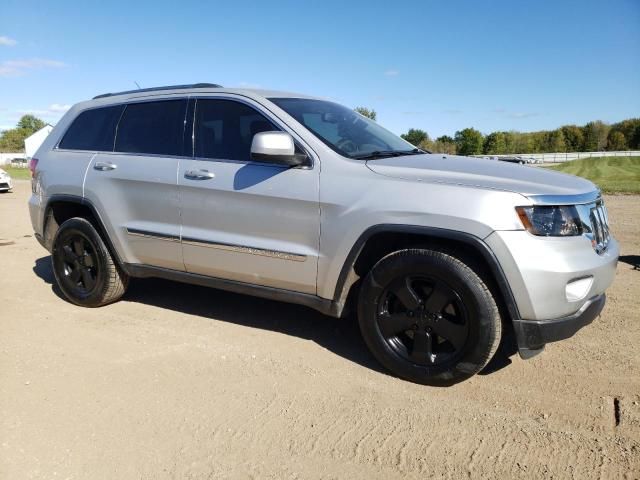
left=366, top=154, right=597, bottom=199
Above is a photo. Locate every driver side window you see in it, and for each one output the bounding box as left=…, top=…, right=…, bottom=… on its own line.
left=194, top=99, right=280, bottom=161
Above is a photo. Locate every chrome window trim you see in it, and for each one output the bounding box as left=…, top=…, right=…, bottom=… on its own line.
left=54, top=96, right=191, bottom=154
left=54, top=93, right=317, bottom=168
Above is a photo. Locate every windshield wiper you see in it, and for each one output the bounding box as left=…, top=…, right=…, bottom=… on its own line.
left=353, top=148, right=425, bottom=160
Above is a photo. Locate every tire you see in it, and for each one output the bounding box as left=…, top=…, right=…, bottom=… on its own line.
left=51, top=217, right=128, bottom=307
left=358, top=248, right=502, bottom=386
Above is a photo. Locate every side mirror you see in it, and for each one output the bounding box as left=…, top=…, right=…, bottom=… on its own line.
left=251, top=131, right=309, bottom=167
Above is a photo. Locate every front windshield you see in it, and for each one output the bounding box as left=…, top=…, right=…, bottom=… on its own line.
left=269, top=98, right=418, bottom=158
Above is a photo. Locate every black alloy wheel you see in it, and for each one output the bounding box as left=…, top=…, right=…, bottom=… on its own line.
left=358, top=248, right=502, bottom=386
left=58, top=233, right=99, bottom=295
left=377, top=275, right=469, bottom=367
left=51, top=217, right=128, bottom=307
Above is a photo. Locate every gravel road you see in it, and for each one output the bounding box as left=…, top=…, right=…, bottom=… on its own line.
left=1, top=180, right=639, bottom=479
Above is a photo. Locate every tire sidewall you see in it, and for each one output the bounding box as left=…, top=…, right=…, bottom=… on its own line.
left=51, top=218, right=111, bottom=307
left=359, top=249, right=499, bottom=385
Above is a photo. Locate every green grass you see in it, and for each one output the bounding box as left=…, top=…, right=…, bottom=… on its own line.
left=1, top=166, right=31, bottom=180
left=546, top=156, right=640, bottom=194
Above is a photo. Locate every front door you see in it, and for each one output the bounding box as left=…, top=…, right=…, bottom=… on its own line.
left=179, top=97, right=320, bottom=294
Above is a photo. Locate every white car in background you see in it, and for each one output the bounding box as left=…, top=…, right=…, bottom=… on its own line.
left=0, top=168, right=13, bottom=192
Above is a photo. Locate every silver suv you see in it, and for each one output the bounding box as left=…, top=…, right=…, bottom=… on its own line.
left=28, top=84, right=619, bottom=385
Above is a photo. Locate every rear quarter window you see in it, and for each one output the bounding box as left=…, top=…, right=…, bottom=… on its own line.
left=58, top=105, right=125, bottom=151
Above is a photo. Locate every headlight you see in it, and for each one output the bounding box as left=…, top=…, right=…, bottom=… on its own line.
left=516, top=205, right=582, bottom=236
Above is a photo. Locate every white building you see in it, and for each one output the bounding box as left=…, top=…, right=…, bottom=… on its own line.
left=24, top=124, right=53, bottom=159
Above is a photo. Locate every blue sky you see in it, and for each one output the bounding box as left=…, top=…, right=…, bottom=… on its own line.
left=1, top=0, right=638, bottom=137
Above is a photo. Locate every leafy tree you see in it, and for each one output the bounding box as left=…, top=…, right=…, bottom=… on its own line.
left=401, top=128, right=429, bottom=147
left=606, top=131, right=626, bottom=151
left=609, top=118, right=640, bottom=149
left=354, top=107, right=376, bottom=121
left=582, top=121, right=610, bottom=151
left=483, top=132, right=507, bottom=154
left=546, top=130, right=566, bottom=152
left=17, top=114, right=46, bottom=133
left=429, top=137, right=456, bottom=154
left=0, top=115, right=47, bottom=152
left=0, top=127, right=31, bottom=152
left=630, top=124, right=640, bottom=150
left=454, top=128, right=484, bottom=155
left=560, top=125, right=584, bottom=152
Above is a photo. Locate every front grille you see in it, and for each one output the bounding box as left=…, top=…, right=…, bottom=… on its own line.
left=588, top=201, right=611, bottom=254
left=0, top=182, right=9, bottom=189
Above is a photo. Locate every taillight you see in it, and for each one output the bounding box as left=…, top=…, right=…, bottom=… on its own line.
left=28, top=158, right=39, bottom=178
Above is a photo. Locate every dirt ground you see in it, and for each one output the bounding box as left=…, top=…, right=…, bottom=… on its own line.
left=1, top=180, right=639, bottom=479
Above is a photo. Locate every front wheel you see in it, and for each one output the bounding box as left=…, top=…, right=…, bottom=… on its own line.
left=51, top=217, right=129, bottom=307
left=358, top=248, right=502, bottom=386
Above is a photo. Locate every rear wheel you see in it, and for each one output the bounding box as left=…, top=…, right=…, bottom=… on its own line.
left=51, top=218, right=128, bottom=307
left=358, top=248, right=501, bottom=385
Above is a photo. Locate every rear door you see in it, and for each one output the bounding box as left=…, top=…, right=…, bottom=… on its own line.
left=83, top=98, right=187, bottom=271
left=179, top=96, right=320, bottom=294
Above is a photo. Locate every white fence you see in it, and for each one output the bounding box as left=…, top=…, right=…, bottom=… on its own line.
left=491, top=150, right=640, bottom=164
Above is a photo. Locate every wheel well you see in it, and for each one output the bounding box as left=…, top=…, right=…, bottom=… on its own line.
left=340, top=230, right=517, bottom=322
left=43, top=200, right=99, bottom=250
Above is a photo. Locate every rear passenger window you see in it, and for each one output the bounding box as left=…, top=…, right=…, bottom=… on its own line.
left=115, top=100, right=187, bottom=156
left=195, top=99, right=279, bottom=161
left=59, top=105, right=124, bottom=151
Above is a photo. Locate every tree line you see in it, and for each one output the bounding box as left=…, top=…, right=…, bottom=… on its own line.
left=354, top=107, right=640, bottom=156
left=402, top=118, right=640, bottom=156
left=0, top=115, right=47, bottom=152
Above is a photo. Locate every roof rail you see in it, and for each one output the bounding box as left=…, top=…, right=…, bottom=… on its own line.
left=93, top=83, right=223, bottom=100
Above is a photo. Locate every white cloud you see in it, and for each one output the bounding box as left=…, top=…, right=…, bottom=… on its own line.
left=507, top=112, right=539, bottom=119
left=3, top=104, right=71, bottom=125
left=0, top=36, right=17, bottom=46
left=0, top=58, right=67, bottom=77
left=48, top=103, right=71, bottom=113
left=493, top=108, right=538, bottom=119
left=384, top=69, right=399, bottom=76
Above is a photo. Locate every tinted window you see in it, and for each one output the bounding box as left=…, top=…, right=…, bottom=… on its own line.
left=270, top=98, right=414, bottom=158
left=115, top=100, right=187, bottom=156
left=195, top=99, right=279, bottom=161
left=59, top=105, right=124, bottom=151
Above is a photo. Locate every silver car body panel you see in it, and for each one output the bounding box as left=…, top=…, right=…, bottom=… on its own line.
left=29, top=86, right=619, bottom=327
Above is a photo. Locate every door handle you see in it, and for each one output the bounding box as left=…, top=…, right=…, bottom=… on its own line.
left=184, top=169, right=215, bottom=180
left=94, top=161, right=117, bottom=171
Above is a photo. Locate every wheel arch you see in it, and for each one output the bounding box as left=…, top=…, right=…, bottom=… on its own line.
left=331, top=225, right=521, bottom=321
left=43, top=194, right=126, bottom=270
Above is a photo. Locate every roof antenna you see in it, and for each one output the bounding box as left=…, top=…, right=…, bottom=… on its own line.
left=134, top=81, right=141, bottom=90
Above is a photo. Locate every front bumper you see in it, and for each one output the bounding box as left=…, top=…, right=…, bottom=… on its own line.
left=513, top=294, right=605, bottom=357
left=485, top=231, right=619, bottom=320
